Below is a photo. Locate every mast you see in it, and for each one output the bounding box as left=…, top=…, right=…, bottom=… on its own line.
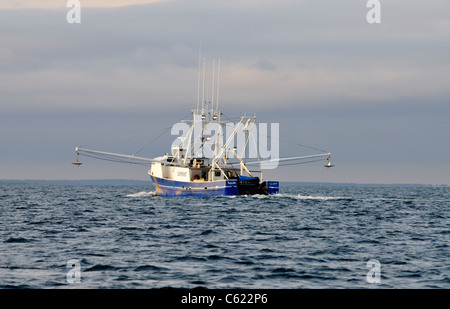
left=216, top=57, right=220, bottom=114
left=196, top=42, right=201, bottom=114
left=211, top=58, right=215, bottom=120
left=201, top=57, right=206, bottom=116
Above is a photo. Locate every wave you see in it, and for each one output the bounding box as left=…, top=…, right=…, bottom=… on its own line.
left=273, top=193, right=353, bottom=201
left=126, top=191, right=346, bottom=200
left=4, top=237, right=33, bottom=243
left=295, top=195, right=352, bottom=201
left=125, top=191, right=157, bottom=198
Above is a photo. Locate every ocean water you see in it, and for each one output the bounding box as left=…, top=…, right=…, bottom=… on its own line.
left=0, top=183, right=448, bottom=289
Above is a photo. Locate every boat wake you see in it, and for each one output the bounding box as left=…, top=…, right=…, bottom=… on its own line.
left=270, top=193, right=353, bottom=201
left=294, top=194, right=352, bottom=201
left=125, top=191, right=158, bottom=198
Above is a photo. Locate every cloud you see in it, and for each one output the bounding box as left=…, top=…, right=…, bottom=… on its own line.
left=0, top=0, right=449, bottom=183
left=1, top=0, right=449, bottom=113
left=0, top=0, right=167, bottom=9
left=1, top=2, right=449, bottom=82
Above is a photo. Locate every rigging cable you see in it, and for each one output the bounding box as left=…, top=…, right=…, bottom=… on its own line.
left=220, top=112, right=328, bottom=154
left=132, top=126, right=172, bottom=156
left=78, top=152, right=151, bottom=166
left=276, top=158, right=328, bottom=167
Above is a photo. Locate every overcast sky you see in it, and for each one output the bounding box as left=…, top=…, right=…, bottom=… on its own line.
left=0, top=0, right=449, bottom=185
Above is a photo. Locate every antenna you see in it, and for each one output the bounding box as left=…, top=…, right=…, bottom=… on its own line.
left=201, top=57, right=206, bottom=114
left=196, top=40, right=202, bottom=114
left=206, top=79, right=209, bottom=119
left=216, top=57, right=221, bottom=113
left=211, top=58, right=215, bottom=119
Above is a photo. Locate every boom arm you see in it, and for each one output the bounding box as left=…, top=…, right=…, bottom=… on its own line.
left=76, top=147, right=154, bottom=163
left=244, top=153, right=331, bottom=165
left=75, top=147, right=184, bottom=166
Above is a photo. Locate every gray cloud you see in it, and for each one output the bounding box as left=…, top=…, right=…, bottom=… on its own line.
left=1, top=0, right=449, bottom=111
left=0, top=0, right=449, bottom=184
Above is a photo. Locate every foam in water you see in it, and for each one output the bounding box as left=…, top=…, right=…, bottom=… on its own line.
left=274, top=193, right=351, bottom=201
left=125, top=191, right=157, bottom=198
left=295, top=195, right=350, bottom=201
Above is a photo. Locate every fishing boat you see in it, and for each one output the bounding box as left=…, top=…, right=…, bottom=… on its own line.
left=73, top=58, right=332, bottom=197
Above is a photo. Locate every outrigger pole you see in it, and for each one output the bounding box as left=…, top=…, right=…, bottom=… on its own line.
left=244, top=153, right=332, bottom=166
left=75, top=147, right=186, bottom=166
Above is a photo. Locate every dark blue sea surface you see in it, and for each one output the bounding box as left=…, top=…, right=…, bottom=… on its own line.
left=0, top=183, right=449, bottom=288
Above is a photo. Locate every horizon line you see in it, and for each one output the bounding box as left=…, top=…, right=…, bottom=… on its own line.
left=0, top=179, right=447, bottom=187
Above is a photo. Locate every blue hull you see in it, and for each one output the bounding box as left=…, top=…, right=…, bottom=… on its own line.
left=150, top=176, right=279, bottom=197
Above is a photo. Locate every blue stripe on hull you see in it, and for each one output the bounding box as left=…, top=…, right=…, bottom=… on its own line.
left=150, top=176, right=280, bottom=197
left=151, top=176, right=238, bottom=197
